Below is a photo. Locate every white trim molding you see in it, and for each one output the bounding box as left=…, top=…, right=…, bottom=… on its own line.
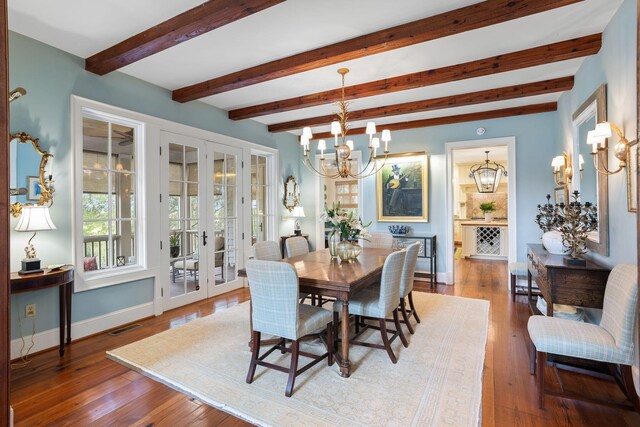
left=10, top=302, right=154, bottom=360
left=445, top=137, right=517, bottom=286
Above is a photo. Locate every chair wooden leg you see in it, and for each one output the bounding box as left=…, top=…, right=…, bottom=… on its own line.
left=399, top=297, right=415, bottom=334
left=355, top=315, right=360, bottom=334
left=285, top=340, right=300, bottom=397
left=537, top=350, right=546, bottom=409
left=408, top=291, right=420, bottom=323
left=620, top=364, right=640, bottom=413
left=379, top=318, right=397, bottom=364
left=530, top=340, right=536, bottom=375
left=246, top=330, right=260, bottom=384
left=327, top=322, right=334, bottom=366
left=511, top=273, right=516, bottom=302
left=393, top=309, right=409, bottom=348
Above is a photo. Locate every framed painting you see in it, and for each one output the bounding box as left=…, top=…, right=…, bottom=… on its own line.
left=376, top=152, right=428, bottom=222
left=626, top=139, right=638, bottom=212
left=27, top=176, right=42, bottom=201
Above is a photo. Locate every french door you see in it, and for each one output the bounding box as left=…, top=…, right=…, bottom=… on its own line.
left=161, top=132, right=243, bottom=309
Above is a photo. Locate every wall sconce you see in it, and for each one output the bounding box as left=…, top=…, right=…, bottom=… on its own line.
left=586, top=121, right=629, bottom=175
left=551, top=152, right=583, bottom=186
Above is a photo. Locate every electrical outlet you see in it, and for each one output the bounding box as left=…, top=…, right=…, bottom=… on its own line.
left=25, top=304, right=36, bottom=318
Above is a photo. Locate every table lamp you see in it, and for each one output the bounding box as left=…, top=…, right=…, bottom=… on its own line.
left=15, top=205, right=56, bottom=275
left=290, top=206, right=305, bottom=235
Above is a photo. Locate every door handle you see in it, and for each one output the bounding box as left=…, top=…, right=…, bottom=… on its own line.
left=202, top=231, right=208, bottom=246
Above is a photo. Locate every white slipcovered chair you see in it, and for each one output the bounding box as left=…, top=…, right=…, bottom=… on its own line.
left=397, top=241, right=421, bottom=334
left=285, top=236, right=309, bottom=258
left=245, top=259, right=333, bottom=397
left=364, top=232, right=394, bottom=249
left=334, top=249, right=408, bottom=363
left=528, top=264, right=639, bottom=411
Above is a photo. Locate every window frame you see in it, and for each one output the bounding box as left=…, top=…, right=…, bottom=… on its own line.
left=72, top=101, right=150, bottom=291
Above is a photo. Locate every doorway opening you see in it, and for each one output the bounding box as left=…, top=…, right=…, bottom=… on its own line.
left=445, top=137, right=516, bottom=286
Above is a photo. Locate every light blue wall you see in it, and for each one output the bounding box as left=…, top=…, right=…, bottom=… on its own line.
left=8, top=31, right=296, bottom=339
left=316, top=112, right=557, bottom=275
left=555, top=0, right=637, bottom=267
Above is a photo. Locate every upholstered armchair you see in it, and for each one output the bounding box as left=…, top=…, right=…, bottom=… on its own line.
left=528, top=264, right=639, bottom=411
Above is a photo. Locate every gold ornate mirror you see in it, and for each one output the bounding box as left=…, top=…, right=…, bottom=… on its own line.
left=9, top=132, right=55, bottom=217
left=283, top=175, right=299, bottom=212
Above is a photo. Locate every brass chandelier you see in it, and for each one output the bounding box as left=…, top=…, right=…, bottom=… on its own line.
left=300, top=68, right=391, bottom=179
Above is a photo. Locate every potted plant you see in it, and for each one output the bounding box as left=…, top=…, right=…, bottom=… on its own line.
left=479, top=201, right=496, bottom=222
left=169, top=231, right=181, bottom=258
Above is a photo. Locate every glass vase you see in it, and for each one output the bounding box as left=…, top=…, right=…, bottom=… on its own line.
left=350, top=241, right=362, bottom=260
left=336, top=241, right=353, bottom=262
left=328, top=233, right=339, bottom=259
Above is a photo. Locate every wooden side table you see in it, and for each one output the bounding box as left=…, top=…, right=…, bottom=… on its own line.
left=10, top=266, right=74, bottom=356
left=280, top=234, right=309, bottom=258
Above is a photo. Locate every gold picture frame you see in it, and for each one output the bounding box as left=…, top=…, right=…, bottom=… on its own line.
left=376, top=152, right=428, bottom=222
left=626, top=139, right=638, bottom=212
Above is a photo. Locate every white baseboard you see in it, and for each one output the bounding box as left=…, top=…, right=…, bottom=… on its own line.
left=439, top=270, right=453, bottom=285
left=11, top=302, right=154, bottom=360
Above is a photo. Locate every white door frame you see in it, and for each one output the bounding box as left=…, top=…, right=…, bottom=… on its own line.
left=444, top=137, right=517, bottom=285
left=160, top=131, right=209, bottom=310
left=314, top=151, right=364, bottom=250
left=206, top=142, right=245, bottom=297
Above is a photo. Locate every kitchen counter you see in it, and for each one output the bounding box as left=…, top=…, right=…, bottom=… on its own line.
left=460, top=220, right=508, bottom=227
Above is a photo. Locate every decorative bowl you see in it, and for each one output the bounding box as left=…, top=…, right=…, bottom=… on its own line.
left=388, top=225, right=409, bottom=235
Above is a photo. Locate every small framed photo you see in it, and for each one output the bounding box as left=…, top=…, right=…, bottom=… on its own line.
left=27, top=176, right=42, bottom=201
left=626, top=140, right=638, bottom=212
left=554, top=186, right=567, bottom=205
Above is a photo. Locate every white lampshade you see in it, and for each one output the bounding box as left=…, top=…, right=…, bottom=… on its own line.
left=300, top=135, right=309, bottom=146
left=593, top=122, right=613, bottom=139
left=290, top=206, right=305, bottom=218
left=551, top=156, right=564, bottom=168
left=317, top=139, right=326, bottom=150
left=579, top=154, right=584, bottom=167
left=302, top=127, right=313, bottom=139
left=381, top=129, right=391, bottom=142
left=365, top=122, right=377, bottom=135
left=331, top=121, right=341, bottom=136
left=371, top=137, right=380, bottom=148
left=346, top=140, right=354, bottom=151
left=15, top=205, right=56, bottom=232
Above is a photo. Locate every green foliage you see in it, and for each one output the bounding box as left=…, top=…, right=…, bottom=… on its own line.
left=479, top=201, right=496, bottom=212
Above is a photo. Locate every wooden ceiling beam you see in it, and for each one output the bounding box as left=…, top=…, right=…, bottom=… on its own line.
left=268, top=77, right=574, bottom=133
left=85, top=0, right=285, bottom=75
left=173, top=0, right=583, bottom=102
left=307, top=103, right=558, bottom=140
left=230, top=34, right=601, bottom=120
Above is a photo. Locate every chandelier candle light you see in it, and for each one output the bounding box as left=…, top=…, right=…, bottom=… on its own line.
left=300, top=68, right=392, bottom=179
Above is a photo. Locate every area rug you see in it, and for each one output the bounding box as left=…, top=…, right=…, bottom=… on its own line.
left=107, top=293, right=489, bottom=426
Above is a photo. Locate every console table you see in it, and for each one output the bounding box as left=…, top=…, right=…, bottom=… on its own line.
left=392, top=234, right=436, bottom=286
left=10, top=266, right=74, bottom=356
left=527, top=244, right=610, bottom=316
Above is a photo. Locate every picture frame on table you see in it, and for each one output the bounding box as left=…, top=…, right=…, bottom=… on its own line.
left=554, top=186, right=567, bottom=205
left=27, top=176, right=42, bottom=201
left=376, top=152, right=428, bottom=222
left=626, top=139, right=638, bottom=212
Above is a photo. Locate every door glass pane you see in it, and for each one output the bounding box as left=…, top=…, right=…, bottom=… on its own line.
left=168, top=142, right=200, bottom=298
left=250, top=154, right=271, bottom=244
left=212, top=151, right=237, bottom=286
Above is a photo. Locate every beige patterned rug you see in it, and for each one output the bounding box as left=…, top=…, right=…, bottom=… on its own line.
left=107, top=293, right=489, bottom=426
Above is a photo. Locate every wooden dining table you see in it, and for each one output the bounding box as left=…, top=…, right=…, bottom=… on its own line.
left=238, top=247, right=393, bottom=378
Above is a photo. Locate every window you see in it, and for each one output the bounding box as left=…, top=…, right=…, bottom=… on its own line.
left=250, top=153, right=274, bottom=244
left=76, top=108, right=145, bottom=285
left=335, top=180, right=358, bottom=211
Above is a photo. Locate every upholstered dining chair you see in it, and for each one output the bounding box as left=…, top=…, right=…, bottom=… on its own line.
left=245, top=259, right=334, bottom=397
left=364, top=232, right=394, bottom=249
left=334, top=249, right=408, bottom=363
left=251, top=240, right=281, bottom=261
left=528, top=264, right=639, bottom=411
left=285, top=236, right=309, bottom=258
left=397, top=241, right=421, bottom=335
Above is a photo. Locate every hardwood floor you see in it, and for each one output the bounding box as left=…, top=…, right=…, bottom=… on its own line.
left=9, top=258, right=640, bottom=426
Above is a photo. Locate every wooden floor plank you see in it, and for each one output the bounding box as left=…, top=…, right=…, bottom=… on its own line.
left=9, top=260, right=640, bottom=426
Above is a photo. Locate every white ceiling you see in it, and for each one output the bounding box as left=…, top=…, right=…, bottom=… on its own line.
left=8, top=0, right=625, bottom=135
